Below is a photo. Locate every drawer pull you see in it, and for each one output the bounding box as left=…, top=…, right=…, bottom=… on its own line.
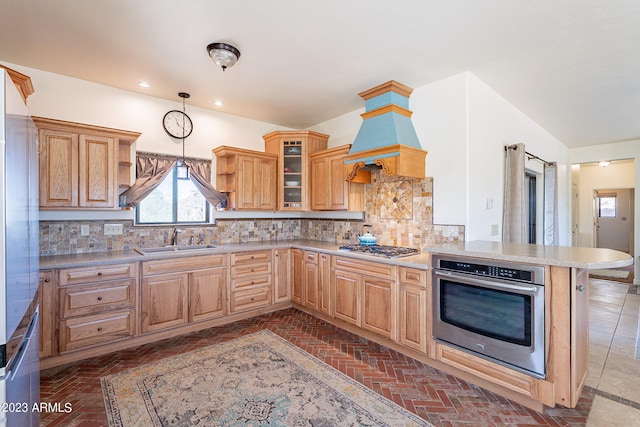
left=97, top=327, right=103, bottom=332
left=97, top=272, right=103, bottom=276
left=250, top=256, right=255, bottom=259
left=97, top=296, right=103, bottom=301
left=44, top=278, right=50, bottom=283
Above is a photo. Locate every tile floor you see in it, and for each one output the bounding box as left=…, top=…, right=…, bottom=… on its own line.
left=38, top=278, right=640, bottom=427
left=585, top=278, right=640, bottom=426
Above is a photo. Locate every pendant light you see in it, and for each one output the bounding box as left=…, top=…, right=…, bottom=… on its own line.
left=176, top=92, right=191, bottom=180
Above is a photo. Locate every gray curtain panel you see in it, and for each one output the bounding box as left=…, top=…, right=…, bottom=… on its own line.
left=119, top=153, right=228, bottom=209
left=502, top=143, right=526, bottom=243
left=187, top=160, right=228, bottom=208
left=120, top=154, right=176, bottom=208
left=543, top=162, right=559, bottom=245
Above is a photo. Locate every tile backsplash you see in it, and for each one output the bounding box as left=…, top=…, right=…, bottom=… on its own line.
left=39, top=172, right=464, bottom=256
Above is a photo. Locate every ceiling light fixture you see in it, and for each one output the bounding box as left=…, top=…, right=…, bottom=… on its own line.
left=138, top=81, right=150, bottom=88
left=214, top=100, right=223, bottom=106
left=598, top=161, right=611, bottom=167
left=206, top=42, right=241, bottom=71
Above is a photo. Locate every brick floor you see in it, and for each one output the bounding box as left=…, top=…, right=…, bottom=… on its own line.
left=40, top=308, right=592, bottom=426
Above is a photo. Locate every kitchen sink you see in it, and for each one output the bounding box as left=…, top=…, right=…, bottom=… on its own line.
left=135, top=244, right=217, bottom=255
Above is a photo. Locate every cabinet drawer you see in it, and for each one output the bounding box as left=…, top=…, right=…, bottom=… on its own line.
left=304, top=251, right=318, bottom=263
left=59, top=309, right=135, bottom=352
left=60, top=262, right=136, bottom=286
left=142, top=254, right=227, bottom=276
left=230, top=287, right=271, bottom=313
left=231, top=274, right=272, bottom=290
left=231, top=250, right=271, bottom=265
left=399, top=267, right=427, bottom=288
left=231, top=262, right=272, bottom=278
left=333, top=256, right=395, bottom=279
left=59, top=279, right=135, bottom=318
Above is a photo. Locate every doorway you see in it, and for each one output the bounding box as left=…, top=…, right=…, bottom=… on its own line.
left=594, top=188, right=634, bottom=254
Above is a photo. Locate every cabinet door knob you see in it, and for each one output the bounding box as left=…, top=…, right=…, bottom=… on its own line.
left=97, top=327, right=103, bottom=332
left=97, top=296, right=103, bottom=301
left=97, top=272, right=103, bottom=276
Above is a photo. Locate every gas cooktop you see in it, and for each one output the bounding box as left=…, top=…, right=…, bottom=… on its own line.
left=338, top=244, right=420, bottom=258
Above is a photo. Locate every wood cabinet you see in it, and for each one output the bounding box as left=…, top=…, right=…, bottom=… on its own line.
left=141, top=254, right=227, bottom=333
left=33, top=117, right=139, bottom=209
left=291, top=248, right=304, bottom=304
left=213, top=146, right=277, bottom=210
left=303, top=251, right=319, bottom=310
left=263, top=130, right=329, bottom=211
left=318, top=253, right=331, bottom=315
left=273, top=248, right=291, bottom=303
left=332, top=256, right=396, bottom=338
left=229, top=250, right=272, bottom=313
left=397, top=267, right=427, bottom=353
left=309, top=145, right=369, bottom=211
left=57, top=262, right=137, bottom=352
left=39, top=270, right=55, bottom=358
left=298, top=251, right=331, bottom=315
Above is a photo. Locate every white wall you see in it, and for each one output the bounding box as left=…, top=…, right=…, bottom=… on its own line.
left=314, top=72, right=571, bottom=244
left=466, top=74, right=569, bottom=243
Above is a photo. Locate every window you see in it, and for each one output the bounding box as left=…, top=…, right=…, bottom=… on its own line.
left=136, top=165, right=209, bottom=224
left=598, top=195, right=616, bottom=218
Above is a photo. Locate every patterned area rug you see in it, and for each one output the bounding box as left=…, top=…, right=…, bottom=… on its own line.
left=101, top=330, right=432, bottom=426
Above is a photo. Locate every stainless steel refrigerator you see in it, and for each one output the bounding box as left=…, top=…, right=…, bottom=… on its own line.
left=0, top=69, right=40, bottom=426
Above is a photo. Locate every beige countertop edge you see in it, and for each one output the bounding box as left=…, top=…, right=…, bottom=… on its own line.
left=40, top=240, right=633, bottom=271
left=424, top=241, right=634, bottom=269
left=39, top=240, right=432, bottom=270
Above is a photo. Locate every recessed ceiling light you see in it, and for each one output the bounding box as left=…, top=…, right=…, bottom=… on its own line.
left=214, top=100, right=223, bottom=106
left=138, top=81, right=150, bottom=88
left=598, top=161, right=611, bottom=167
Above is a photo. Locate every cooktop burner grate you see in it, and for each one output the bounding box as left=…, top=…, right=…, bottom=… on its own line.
left=338, top=244, right=420, bottom=258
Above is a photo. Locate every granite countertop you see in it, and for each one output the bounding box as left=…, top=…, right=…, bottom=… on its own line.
left=41, top=239, right=632, bottom=271
left=424, top=240, right=633, bottom=269
left=39, top=239, right=432, bottom=270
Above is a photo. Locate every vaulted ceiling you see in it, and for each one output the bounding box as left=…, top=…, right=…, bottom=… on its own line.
left=1, top=0, right=639, bottom=147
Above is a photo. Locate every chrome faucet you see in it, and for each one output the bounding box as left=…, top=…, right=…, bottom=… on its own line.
left=171, top=228, right=183, bottom=246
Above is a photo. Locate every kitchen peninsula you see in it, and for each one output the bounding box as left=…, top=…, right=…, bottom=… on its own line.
left=39, top=240, right=631, bottom=412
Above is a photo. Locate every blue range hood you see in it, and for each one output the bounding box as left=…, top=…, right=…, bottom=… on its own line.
left=344, top=81, right=427, bottom=180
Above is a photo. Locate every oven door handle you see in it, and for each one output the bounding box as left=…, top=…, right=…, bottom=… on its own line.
left=434, top=269, right=541, bottom=293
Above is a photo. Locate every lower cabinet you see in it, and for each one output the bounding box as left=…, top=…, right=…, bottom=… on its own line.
left=190, top=268, right=227, bottom=323
left=397, top=267, right=428, bottom=353
left=332, top=256, right=396, bottom=339
left=141, top=254, right=227, bottom=333
left=57, top=262, right=137, bottom=353
left=39, top=270, right=55, bottom=358
left=303, top=251, right=319, bottom=310
left=273, top=248, right=291, bottom=303
left=229, top=250, right=272, bottom=313
left=291, top=248, right=304, bottom=304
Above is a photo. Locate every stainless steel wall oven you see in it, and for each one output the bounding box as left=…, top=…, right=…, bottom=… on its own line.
left=432, top=255, right=546, bottom=378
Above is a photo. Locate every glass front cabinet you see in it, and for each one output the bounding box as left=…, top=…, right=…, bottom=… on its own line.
left=263, top=131, right=329, bottom=211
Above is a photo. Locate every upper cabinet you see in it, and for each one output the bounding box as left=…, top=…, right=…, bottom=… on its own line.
left=309, top=145, right=369, bottom=211
left=263, top=131, right=328, bottom=211
left=213, top=145, right=277, bottom=211
left=33, top=117, right=140, bottom=210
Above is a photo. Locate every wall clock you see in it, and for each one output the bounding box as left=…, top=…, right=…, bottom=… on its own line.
left=162, top=109, right=193, bottom=139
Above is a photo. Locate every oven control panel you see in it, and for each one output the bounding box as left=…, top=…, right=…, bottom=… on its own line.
left=436, top=257, right=544, bottom=285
